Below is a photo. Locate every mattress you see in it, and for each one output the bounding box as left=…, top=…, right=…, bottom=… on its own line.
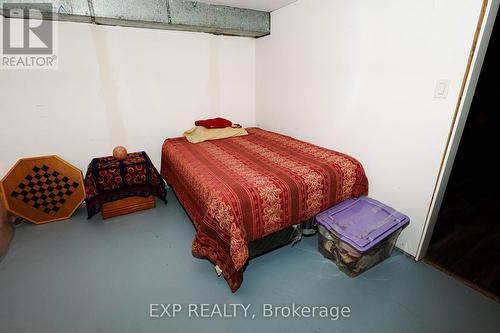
left=161, top=128, right=368, bottom=291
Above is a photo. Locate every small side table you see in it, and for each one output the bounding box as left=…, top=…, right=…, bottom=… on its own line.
left=84, top=151, right=167, bottom=219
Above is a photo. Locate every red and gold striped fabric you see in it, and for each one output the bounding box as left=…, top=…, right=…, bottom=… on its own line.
left=161, top=128, right=368, bottom=292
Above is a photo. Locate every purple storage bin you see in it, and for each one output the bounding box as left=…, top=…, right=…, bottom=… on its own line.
left=316, top=196, right=409, bottom=276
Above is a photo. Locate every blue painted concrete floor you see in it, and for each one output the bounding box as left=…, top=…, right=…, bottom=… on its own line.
left=1, top=189, right=499, bottom=333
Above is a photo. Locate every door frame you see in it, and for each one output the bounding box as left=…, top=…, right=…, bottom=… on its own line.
left=416, top=0, right=500, bottom=260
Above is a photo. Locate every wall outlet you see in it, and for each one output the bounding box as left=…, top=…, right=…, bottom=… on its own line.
left=434, top=80, right=451, bottom=99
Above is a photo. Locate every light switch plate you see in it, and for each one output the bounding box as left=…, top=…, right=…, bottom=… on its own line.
left=434, top=80, right=451, bottom=99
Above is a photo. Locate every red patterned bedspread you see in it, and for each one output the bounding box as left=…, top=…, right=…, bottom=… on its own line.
left=161, top=128, right=368, bottom=292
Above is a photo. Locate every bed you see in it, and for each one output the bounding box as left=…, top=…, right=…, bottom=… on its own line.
left=161, top=128, right=368, bottom=292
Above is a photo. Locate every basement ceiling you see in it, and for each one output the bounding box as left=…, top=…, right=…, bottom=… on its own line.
left=0, top=0, right=271, bottom=37
left=193, top=0, right=298, bottom=12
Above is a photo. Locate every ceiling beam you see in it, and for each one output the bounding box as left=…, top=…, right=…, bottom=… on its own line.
left=0, top=0, right=270, bottom=37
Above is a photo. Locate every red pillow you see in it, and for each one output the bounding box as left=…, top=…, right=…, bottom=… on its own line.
left=195, top=117, right=232, bottom=129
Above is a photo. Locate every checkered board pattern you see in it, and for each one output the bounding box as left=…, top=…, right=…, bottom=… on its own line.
left=9, top=165, right=80, bottom=215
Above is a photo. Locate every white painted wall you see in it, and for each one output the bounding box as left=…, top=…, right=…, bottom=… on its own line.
left=255, top=0, right=484, bottom=256
left=0, top=0, right=486, bottom=257
left=0, top=20, right=256, bottom=175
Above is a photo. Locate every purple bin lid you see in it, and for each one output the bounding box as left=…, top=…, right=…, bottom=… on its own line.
left=315, top=196, right=409, bottom=253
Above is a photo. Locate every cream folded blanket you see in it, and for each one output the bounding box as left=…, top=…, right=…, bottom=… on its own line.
left=183, top=126, right=248, bottom=144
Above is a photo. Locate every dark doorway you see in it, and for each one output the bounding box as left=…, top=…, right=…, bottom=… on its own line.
left=425, top=10, right=500, bottom=300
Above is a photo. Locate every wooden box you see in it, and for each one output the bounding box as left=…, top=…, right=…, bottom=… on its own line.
left=101, top=195, right=155, bottom=220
